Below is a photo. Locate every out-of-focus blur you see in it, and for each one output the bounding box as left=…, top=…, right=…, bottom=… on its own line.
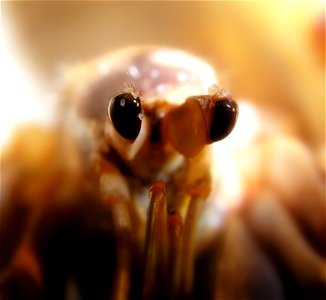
left=0, top=1, right=325, bottom=300
left=1, top=1, right=324, bottom=146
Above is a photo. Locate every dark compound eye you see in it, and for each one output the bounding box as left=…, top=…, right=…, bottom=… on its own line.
left=108, top=93, right=142, bottom=141
left=209, top=98, right=239, bottom=142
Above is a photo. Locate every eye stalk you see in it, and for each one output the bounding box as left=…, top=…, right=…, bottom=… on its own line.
left=108, top=92, right=142, bottom=141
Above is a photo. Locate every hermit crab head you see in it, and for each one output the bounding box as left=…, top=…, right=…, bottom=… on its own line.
left=106, top=47, right=237, bottom=159
left=68, top=46, right=238, bottom=178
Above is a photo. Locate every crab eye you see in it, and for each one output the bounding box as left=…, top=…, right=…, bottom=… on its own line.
left=209, top=98, right=239, bottom=142
left=108, top=92, right=142, bottom=141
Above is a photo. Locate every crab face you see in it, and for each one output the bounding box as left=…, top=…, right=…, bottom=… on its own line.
left=107, top=90, right=238, bottom=162
left=65, top=46, right=238, bottom=179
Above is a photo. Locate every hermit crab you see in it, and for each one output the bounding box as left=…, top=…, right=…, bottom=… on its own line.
left=2, top=46, right=325, bottom=300
left=0, top=46, right=238, bottom=299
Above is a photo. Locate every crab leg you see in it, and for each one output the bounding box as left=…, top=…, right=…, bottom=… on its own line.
left=142, top=180, right=168, bottom=299
left=98, top=159, right=133, bottom=300
left=166, top=210, right=183, bottom=299
left=180, top=196, right=205, bottom=296
left=167, top=149, right=212, bottom=297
